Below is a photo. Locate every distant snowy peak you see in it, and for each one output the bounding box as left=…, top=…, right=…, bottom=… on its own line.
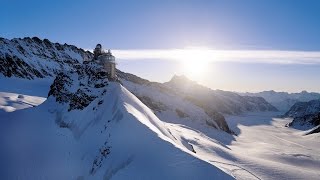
left=0, top=37, right=92, bottom=79
left=283, top=99, right=320, bottom=133
left=167, top=74, right=198, bottom=86
left=165, top=74, right=210, bottom=93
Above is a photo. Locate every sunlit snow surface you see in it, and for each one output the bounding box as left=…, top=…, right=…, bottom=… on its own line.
left=0, top=77, right=50, bottom=115
left=0, top=76, right=319, bottom=179
left=0, top=80, right=232, bottom=179
left=167, top=112, right=320, bottom=179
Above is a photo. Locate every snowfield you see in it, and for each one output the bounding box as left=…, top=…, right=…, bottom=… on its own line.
left=0, top=77, right=50, bottom=116
left=1, top=79, right=319, bottom=179
left=0, top=82, right=233, bottom=179
left=167, top=112, right=320, bottom=179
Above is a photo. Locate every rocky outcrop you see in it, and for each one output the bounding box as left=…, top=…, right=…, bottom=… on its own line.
left=48, top=62, right=108, bottom=111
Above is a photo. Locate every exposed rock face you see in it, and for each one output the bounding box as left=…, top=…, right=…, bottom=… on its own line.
left=0, top=37, right=92, bottom=79
left=48, top=62, right=108, bottom=112
left=0, top=54, right=44, bottom=79
left=283, top=99, right=320, bottom=132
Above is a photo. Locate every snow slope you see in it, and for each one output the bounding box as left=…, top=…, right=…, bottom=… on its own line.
left=0, top=66, right=233, bottom=179
left=0, top=92, right=45, bottom=112
left=0, top=76, right=52, bottom=116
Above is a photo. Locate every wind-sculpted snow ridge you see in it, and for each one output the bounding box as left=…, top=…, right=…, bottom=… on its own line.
left=0, top=37, right=92, bottom=79
left=283, top=99, right=320, bottom=134
left=0, top=63, right=233, bottom=179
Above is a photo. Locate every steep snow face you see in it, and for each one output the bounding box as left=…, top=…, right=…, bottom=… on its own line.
left=241, top=90, right=320, bottom=112
left=0, top=37, right=92, bottom=79
left=165, top=75, right=278, bottom=114
left=117, top=71, right=233, bottom=134
left=0, top=64, right=233, bottom=179
left=283, top=99, right=320, bottom=132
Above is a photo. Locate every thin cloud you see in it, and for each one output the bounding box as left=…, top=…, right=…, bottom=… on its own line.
left=110, top=49, right=320, bottom=65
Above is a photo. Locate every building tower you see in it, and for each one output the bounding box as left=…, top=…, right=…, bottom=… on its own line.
left=93, top=44, right=116, bottom=80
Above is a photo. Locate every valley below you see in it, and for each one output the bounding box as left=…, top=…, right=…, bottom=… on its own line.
left=207, top=112, right=319, bottom=179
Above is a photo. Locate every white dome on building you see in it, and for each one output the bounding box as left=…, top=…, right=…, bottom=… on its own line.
left=93, top=45, right=117, bottom=80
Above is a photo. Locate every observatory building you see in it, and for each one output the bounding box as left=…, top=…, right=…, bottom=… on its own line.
left=92, top=44, right=116, bottom=80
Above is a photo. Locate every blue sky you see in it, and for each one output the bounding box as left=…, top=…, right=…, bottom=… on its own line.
left=1, top=0, right=320, bottom=92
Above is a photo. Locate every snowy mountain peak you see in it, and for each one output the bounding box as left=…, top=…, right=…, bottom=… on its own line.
left=0, top=36, right=92, bottom=79
left=169, top=74, right=195, bottom=84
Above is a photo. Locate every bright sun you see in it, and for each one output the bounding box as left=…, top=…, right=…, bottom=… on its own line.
left=173, top=47, right=212, bottom=79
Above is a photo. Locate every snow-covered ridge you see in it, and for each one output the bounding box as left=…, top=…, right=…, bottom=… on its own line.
left=283, top=99, right=320, bottom=133
left=0, top=62, right=233, bottom=179
left=0, top=37, right=92, bottom=79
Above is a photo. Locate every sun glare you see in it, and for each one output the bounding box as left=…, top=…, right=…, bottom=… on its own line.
left=173, top=47, right=212, bottom=79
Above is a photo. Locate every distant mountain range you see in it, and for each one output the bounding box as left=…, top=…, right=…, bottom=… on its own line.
left=241, top=90, right=320, bottom=134
left=240, top=90, right=320, bottom=112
